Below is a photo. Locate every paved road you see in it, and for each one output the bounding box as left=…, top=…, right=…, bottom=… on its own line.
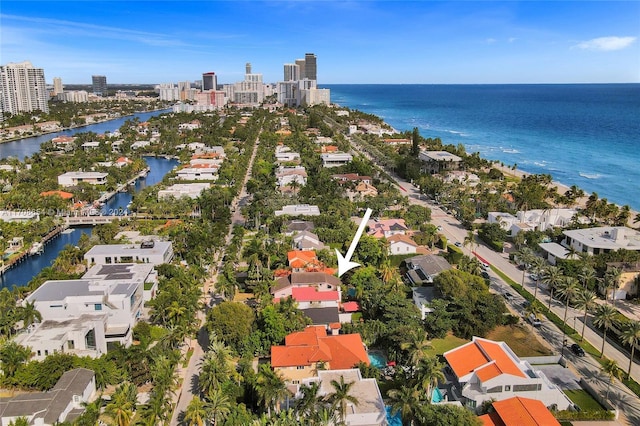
left=348, top=137, right=639, bottom=425
left=169, top=129, right=262, bottom=425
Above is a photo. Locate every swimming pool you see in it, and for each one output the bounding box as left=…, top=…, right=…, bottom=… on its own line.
left=385, top=406, right=402, bottom=426
left=368, top=352, right=386, bottom=369
left=431, top=387, right=445, bottom=404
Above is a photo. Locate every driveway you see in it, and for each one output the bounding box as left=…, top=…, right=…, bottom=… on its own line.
left=536, top=365, right=582, bottom=390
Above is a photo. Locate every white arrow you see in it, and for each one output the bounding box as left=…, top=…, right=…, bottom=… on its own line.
left=336, top=208, right=373, bottom=277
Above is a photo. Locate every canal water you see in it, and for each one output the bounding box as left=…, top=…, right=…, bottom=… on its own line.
left=0, top=110, right=176, bottom=289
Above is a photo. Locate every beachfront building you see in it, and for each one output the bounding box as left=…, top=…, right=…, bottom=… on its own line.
left=418, top=150, right=462, bottom=175
left=57, top=171, right=108, bottom=187
left=562, top=226, right=640, bottom=256
left=0, top=368, right=96, bottom=426
left=158, top=183, right=210, bottom=200
left=270, top=326, right=369, bottom=383
left=488, top=208, right=578, bottom=236
left=443, top=337, right=573, bottom=412
left=84, top=240, right=174, bottom=266
left=320, top=152, right=353, bottom=168
left=275, top=204, right=320, bottom=217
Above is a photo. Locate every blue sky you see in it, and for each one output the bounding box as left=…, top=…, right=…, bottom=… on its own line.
left=1, top=1, right=639, bottom=84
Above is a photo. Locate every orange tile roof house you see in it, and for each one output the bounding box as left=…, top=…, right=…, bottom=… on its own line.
left=271, top=326, right=369, bottom=383
left=443, top=337, right=573, bottom=412
left=479, top=396, right=561, bottom=426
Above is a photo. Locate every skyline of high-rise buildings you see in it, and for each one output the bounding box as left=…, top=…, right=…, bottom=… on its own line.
left=0, top=60, right=49, bottom=119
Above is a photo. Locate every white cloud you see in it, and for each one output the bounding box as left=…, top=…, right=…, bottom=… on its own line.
left=485, top=38, right=497, bottom=44
left=575, top=36, right=636, bottom=51
left=508, top=37, right=517, bottom=43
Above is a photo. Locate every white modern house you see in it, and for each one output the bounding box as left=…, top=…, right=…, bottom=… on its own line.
left=276, top=166, right=307, bottom=188
left=443, top=337, right=573, bottom=412
left=176, top=165, right=219, bottom=181
left=0, top=368, right=96, bottom=426
left=158, top=183, right=210, bottom=200
left=320, top=152, right=353, bottom=168
left=562, top=226, right=640, bottom=255
left=84, top=240, right=174, bottom=266
left=275, top=204, right=320, bottom=217
left=488, top=209, right=578, bottom=236
left=58, top=171, right=108, bottom=187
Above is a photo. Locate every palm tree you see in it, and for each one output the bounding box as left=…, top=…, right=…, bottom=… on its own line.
left=255, top=364, right=289, bottom=416
left=199, top=340, right=237, bottom=396
left=530, top=257, right=547, bottom=300
left=205, top=388, right=231, bottom=426
left=184, top=396, right=208, bottom=426
left=325, top=376, right=359, bottom=425
left=295, top=381, right=323, bottom=420
left=19, top=300, right=41, bottom=327
left=604, top=267, right=622, bottom=306
left=463, top=230, right=475, bottom=253
left=578, top=265, right=596, bottom=290
left=379, top=258, right=396, bottom=286
left=593, top=304, right=618, bottom=357
left=104, top=382, right=137, bottom=426
left=557, top=277, right=580, bottom=334
left=601, top=358, right=622, bottom=400
left=542, top=265, right=563, bottom=310
left=388, top=385, right=423, bottom=426
left=414, top=356, right=445, bottom=397
left=620, top=320, right=640, bottom=379
left=515, top=247, right=533, bottom=289
left=574, top=289, right=597, bottom=342
left=400, top=329, right=432, bottom=366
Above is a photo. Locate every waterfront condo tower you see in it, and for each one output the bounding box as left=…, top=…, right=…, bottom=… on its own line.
left=202, top=72, right=217, bottom=91
left=0, top=60, right=49, bottom=119
left=284, top=64, right=300, bottom=82
left=92, top=75, right=108, bottom=96
left=304, top=53, right=317, bottom=81
left=53, top=77, right=64, bottom=95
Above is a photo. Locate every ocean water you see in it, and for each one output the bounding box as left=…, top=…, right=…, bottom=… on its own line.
left=325, top=84, right=640, bottom=211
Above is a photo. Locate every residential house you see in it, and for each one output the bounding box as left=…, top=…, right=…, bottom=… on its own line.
left=412, top=286, right=436, bottom=320
left=276, top=166, right=307, bottom=189
left=363, top=218, right=408, bottom=239
left=418, top=150, right=462, bottom=175
left=158, top=183, right=210, bottom=200
left=284, top=220, right=315, bottom=236
left=304, top=369, right=387, bottom=426
left=291, top=287, right=340, bottom=310
left=0, top=368, right=96, bottom=426
left=489, top=209, right=579, bottom=236
left=538, top=242, right=579, bottom=266
left=84, top=240, right=174, bottom=266
left=275, top=204, right=320, bottom=217
left=347, top=182, right=378, bottom=201
left=176, top=164, right=219, bottom=181
left=562, top=226, right=640, bottom=256
left=387, top=234, right=420, bottom=255
left=81, top=141, right=100, bottom=151
left=479, top=396, right=561, bottom=426
left=272, top=272, right=342, bottom=300
left=403, top=254, right=452, bottom=285
left=292, top=231, right=328, bottom=251
left=58, top=171, right=108, bottom=187
left=383, top=138, right=411, bottom=146
left=270, top=326, right=369, bottom=383
left=608, top=262, right=640, bottom=299
left=320, top=152, right=353, bottom=168
left=287, top=250, right=321, bottom=272
left=443, top=337, right=573, bottom=412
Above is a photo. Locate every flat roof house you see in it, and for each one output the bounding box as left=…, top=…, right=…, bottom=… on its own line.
left=418, top=150, right=462, bottom=175
left=443, top=337, right=573, bottom=412
left=275, top=204, right=320, bottom=217
left=158, top=183, right=211, bottom=200
left=84, top=240, right=174, bottom=266
left=562, top=226, right=640, bottom=256
left=321, top=152, right=353, bottom=168
left=58, top=171, right=108, bottom=187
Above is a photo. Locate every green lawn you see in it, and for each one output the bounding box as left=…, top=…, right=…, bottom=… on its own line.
left=564, top=389, right=606, bottom=411
left=427, top=333, right=469, bottom=356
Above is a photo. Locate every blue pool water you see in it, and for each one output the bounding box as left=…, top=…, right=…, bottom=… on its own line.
left=368, top=352, right=386, bottom=369
left=385, top=406, right=402, bottom=426
left=432, top=387, right=445, bottom=403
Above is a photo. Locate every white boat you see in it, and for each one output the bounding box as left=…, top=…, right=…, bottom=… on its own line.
left=29, top=242, right=44, bottom=255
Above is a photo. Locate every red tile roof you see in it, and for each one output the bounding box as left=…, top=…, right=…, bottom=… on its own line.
left=292, top=287, right=339, bottom=302
left=341, top=301, right=360, bottom=312
left=271, top=326, right=369, bottom=370
left=444, top=337, right=525, bottom=382
left=481, top=397, right=560, bottom=426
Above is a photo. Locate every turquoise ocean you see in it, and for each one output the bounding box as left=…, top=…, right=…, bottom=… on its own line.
left=324, top=84, right=640, bottom=211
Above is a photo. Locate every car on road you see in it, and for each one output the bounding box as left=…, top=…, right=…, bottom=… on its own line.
left=527, top=313, right=542, bottom=327
left=481, top=271, right=490, bottom=279
left=529, top=273, right=539, bottom=280
left=502, top=292, right=514, bottom=300
left=454, top=241, right=462, bottom=247
left=570, top=344, right=585, bottom=357
left=437, top=226, right=443, bottom=231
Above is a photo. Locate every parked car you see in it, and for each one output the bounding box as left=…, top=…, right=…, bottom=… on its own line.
left=454, top=241, right=462, bottom=247
left=481, top=271, right=490, bottom=280
left=529, top=273, right=539, bottom=280
left=503, top=292, right=514, bottom=300
left=527, top=314, right=542, bottom=327
left=570, top=344, right=585, bottom=357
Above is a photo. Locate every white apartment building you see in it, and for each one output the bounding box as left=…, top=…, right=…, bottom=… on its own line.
left=58, top=171, right=108, bottom=187
left=0, top=61, right=49, bottom=118
left=84, top=240, right=174, bottom=266
left=58, top=90, right=89, bottom=102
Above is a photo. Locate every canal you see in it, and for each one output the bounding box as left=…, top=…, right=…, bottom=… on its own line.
left=0, top=110, right=176, bottom=289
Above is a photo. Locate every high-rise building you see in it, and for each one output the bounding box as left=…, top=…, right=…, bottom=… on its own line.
left=283, top=64, right=300, bottom=82
left=0, top=60, right=49, bottom=118
left=295, top=59, right=306, bottom=80
left=92, top=75, right=107, bottom=96
left=304, top=53, right=317, bottom=81
left=202, top=72, right=217, bottom=91
left=246, top=63, right=252, bottom=74
left=53, top=77, right=64, bottom=95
